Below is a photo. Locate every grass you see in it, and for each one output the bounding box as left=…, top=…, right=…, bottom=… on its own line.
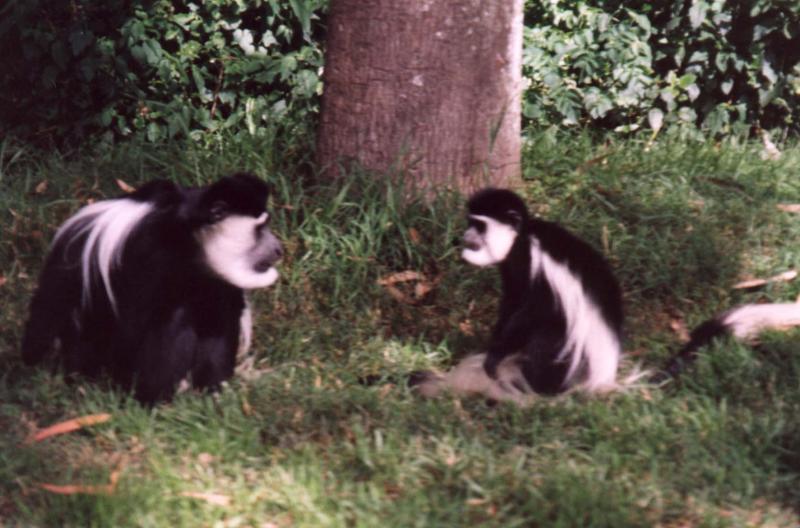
left=1, top=127, right=800, bottom=526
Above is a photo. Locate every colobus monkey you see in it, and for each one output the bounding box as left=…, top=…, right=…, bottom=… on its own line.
left=414, top=188, right=800, bottom=404
left=21, top=173, right=282, bottom=405
left=415, top=188, right=624, bottom=405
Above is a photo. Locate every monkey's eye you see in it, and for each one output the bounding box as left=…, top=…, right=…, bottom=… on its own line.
left=468, top=218, right=486, bottom=234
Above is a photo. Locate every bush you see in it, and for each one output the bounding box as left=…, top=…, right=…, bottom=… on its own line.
left=523, top=0, right=800, bottom=136
left=522, top=3, right=660, bottom=130
left=0, top=0, right=325, bottom=147
left=2, top=0, right=798, bottom=146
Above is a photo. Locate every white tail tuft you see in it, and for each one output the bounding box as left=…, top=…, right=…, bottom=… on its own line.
left=721, top=303, right=800, bottom=340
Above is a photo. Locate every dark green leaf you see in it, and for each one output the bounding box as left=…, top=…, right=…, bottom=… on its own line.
left=689, top=2, right=708, bottom=29
left=146, top=122, right=162, bottom=142
left=191, top=65, right=206, bottom=93
left=50, top=41, right=69, bottom=70
left=69, top=30, right=94, bottom=56
left=289, top=0, right=311, bottom=37
left=721, top=79, right=734, bottom=95
left=678, top=74, right=697, bottom=89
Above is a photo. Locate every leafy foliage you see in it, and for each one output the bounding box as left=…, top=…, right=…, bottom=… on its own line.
left=0, top=0, right=325, bottom=147
left=2, top=0, right=799, bottom=145
left=523, top=4, right=661, bottom=131
left=523, top=0, right=800, bottom=136
left=651, top=0, right=800, bottom=136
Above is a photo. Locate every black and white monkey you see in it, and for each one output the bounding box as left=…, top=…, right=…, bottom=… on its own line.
left=21, top=173, right=282, bottom=405
left=414, top=188, right=800, bottom=404
left=414, top=188, right=624, bottom=404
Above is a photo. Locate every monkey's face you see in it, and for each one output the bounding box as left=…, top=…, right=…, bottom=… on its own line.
left=461, top=214, right=517, bottom=267
left=191, top=173, right=283, bottom=290
left=198, top=211, right=283, bottom=289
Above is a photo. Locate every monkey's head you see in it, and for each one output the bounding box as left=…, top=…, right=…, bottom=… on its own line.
left=461, top=188, right=528, bottom=267
left=191, top=173, right=283, bottom=289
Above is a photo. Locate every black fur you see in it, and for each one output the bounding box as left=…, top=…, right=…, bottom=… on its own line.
left=401, top=189, right=795, bottom=403
left=468, top=188, right=623, bottom=394
left=650, top=319, right=730, bottom=383
left=21, top=173, right=281, bottom=405
left=469, top=191, right=796, bottom=390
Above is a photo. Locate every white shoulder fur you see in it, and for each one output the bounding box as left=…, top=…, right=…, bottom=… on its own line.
left=534, top=242, right=621, bottom=391
left=54, top=198, right=154, bottom=311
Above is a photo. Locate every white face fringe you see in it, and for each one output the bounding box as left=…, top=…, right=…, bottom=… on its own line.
left=461, top=215, right=517, bottom=267
left=198, top=213, right=280, bottom=289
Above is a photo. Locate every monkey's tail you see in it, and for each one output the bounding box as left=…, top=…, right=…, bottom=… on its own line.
left=652, top=302, right=800, bottom=383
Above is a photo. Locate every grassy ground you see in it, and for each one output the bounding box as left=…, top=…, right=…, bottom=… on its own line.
left=1, top=129, right=799, bottom=526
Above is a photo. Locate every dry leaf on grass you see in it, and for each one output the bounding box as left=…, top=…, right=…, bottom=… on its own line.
left=414, top=281, right=434, bottom=299
left=115, top=179, right=136, bottom=193
left=732, top=270, right=797, bottom=290
left=458, top=320, right=475, bottom=336
left=34, top=180, right=48, bottom=194
left=669, top=317, right=690, bottom=342
left=180, top=491, right=231, bottom=507
left=377, top=270, right=440, bottom=305
left=381, top=285, right=411, bottom=304
left=376, top=271, right=424, bottom=285
left=625, top=348, right=647, bottom=358
left=234, top=355, right=274, bottom=382
left=378, top=384, right=393, bottom=398
left=601, top=224, right=610, bottom=255
left=444, top=453, right=459, bottom=466
left=576, top=151, right=613, bottom=173
left=241, top=394, right=254, bottom=416
left=197, top=452, right=215, bottom=466
left=38, top=469, right=120, bottom=496
left=25, top=413, right=112, bottom=444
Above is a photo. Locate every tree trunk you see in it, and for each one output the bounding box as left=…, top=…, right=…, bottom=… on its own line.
left=316, top=0, right=523, bottom=194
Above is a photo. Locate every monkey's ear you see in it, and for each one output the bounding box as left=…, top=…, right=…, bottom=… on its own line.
left=507, top=209, right=523, bottom=229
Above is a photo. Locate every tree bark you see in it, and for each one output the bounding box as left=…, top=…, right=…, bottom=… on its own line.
left=316, top=0, right=523, bottom=194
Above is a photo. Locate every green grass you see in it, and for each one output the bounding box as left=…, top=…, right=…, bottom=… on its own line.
left=1, top=128, right=799, bottom=526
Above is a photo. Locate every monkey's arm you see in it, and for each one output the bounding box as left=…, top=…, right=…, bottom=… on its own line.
left=484, top=301, right=567, bottom=378
left=484, top=304, right=536, bottom=377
